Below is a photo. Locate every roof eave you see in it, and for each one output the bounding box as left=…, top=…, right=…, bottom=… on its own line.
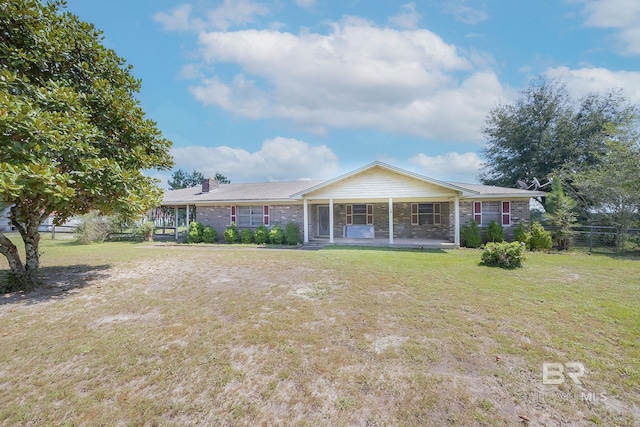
left=463, top=191, right=546, bottom=199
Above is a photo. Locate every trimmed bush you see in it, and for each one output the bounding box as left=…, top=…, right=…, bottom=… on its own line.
left=224, top=223, right=239, bottom=244
left=284, top=222, right=301, bottom=245
left=269, top=225, right=284, bottom=244
left=137, top=222, right=155, bottom=242
left=202, top=226, right=218, bottom=243
left=255, top=224, right=269, bottom=244
left=186, top=221, right=203, bottom=243
left=529, top=221, right=552, bottom=251
left=241, top=228, right=254, bottom=244
left=461, top=219, right=481, bottom=248
left=76, top=211, right=109, bottom=244
left=481, top=241, right=526, bottom=269
left=486, top=220, right=504, bottom=242
left=514, top=222, right=530, bottom=246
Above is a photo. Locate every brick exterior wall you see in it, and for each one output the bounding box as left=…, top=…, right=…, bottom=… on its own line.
left=455, top=200, right=530, bottom=241
left=269, top=204, right=304, bottom=229
left=196, top=206, right=232, bottom=238
left=195, top=199, right=531, bottom=242
left=392, top=202, right=450, bottom=240
left=195, top=204, right=305, bottom=238
left=322, top=202, right=450, bottom=240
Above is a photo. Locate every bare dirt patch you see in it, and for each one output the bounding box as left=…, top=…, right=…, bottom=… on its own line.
left=1, top=244, right=638, bottom=426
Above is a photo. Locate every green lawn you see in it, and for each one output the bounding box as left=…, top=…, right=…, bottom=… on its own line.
left=1, top=234, right=639, bottom=426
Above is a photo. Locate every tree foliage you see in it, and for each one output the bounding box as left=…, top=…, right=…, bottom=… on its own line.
left=570, top=136, right=640, bottom=229
left=214, top=172, right=230, bottom=184
left=168, top=169, right=230, bottom=189
left=543, top=178, right=577, bottom=250
left=0, top=0, right=173, bottom=289
left=480, top=78, right=638, bottom=208
left=461, top=220, right=481, bottom=248
left=528, top=222, right=552, bottom=251
left=168, top=170, right=202, bottom=190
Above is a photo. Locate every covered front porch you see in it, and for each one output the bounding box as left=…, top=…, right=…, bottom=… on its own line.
left=291, top=163, right=477, bottom=247
left=301, top=197, right=462, bottom=247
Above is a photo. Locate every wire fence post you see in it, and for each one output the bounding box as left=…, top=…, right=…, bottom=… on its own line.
left=589, top=226, right=593, bottom=253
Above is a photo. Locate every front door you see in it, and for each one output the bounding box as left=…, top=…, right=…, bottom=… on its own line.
left=318, top=206, right=330, bottom=236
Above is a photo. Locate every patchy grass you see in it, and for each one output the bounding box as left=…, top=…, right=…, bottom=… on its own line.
left=1, top=234, right=639, bottom=426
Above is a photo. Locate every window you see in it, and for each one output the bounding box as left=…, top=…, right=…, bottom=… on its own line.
left=263, top=205, right=270, bottom=225
left=411, top=203, right=441, bottom=225
left=473, top=202, right=482, bottom=224
left=501, top=201, right=511, bottom=226
left=482, top=201, right=500, bottom=226
left=471, top=201, right=511, bottom=227
left=346, top=204, right=373, bottom=225
left=233, top=205, right=269, bottom=227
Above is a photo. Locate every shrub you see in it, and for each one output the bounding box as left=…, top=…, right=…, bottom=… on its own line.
left=241, top=228, right=254, bottom=244
left=255, top=224, right=269, bottom=244
left=486, top=220, right=504, bottom=242
left=224, top=223, right=239, bottom=244
left=202, top=226, right=218, bottom=243
left=186, top=221, right=203, bottom=243
left=481, top=241, right=526, bottom=269
left=269, top=225, right=284, bottom=244
left=461, top=220, right=481, bottom=248
left=529, top=221, right=552, bottom=251
left=514, top=222, right=531, bottom=246
left=107, top=215, right=136, bottom=241
left=76, top=211, right=109, bottom=244
left=284, top=222, right=301, bottom=245
left=137, top=222, right=155, bottom=242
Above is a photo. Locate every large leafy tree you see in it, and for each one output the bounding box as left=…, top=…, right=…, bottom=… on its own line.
left=0, top=0, right=173, bottom=289
left=570, top=134, right=640, bottom=229
left=480, top=78, right=638, bottom=208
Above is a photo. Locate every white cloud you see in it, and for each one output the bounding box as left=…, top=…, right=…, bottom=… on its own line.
left=206, top=0, right=270, bottom=31
left=577, top=0, right=640, bottom=55
left=179, top=63, right=203, bottom=80
left=153, top=4, right=194, bottom=32
left=408, top=151, right=484, bottom=182
left=188, top=18, right=507, bottom=141
left=170, top=137, right=339, bottom=182
left=545, top=66, right=640, bottom=104
left=389, top=3, right=422, bottom=29
left=295, top=0, right=315, bottom=10
left=154, top=1, right=269, bottom=32
left=442, top=0, right=488, bottom=25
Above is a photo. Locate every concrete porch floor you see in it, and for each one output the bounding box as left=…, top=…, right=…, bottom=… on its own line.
left=306, top=237, right=456, bottom=249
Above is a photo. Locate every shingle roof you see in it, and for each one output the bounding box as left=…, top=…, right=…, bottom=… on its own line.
left=161, top=162, right=545, bottom=205
left=162, top=180, right=324, bottom=204
left=451, top=182, right=546, bottom=198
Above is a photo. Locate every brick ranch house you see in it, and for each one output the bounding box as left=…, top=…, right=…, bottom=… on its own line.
left=161, top=161, right=544, bottom=246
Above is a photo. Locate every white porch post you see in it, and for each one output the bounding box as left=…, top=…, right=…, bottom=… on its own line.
left=329, top=198, right=334, bottom=243
left=388, top=197, right=394, bottom=245
left=186, top=205, right=190, bottom=226
left=454, top=195, right=460, bottom=247
left=174, top=206, right=179, bottom=240
left=303, top=198, right=309, bottom=243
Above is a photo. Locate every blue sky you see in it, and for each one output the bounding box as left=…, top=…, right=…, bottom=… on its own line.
left=64, top=0, right=640, bottom=185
